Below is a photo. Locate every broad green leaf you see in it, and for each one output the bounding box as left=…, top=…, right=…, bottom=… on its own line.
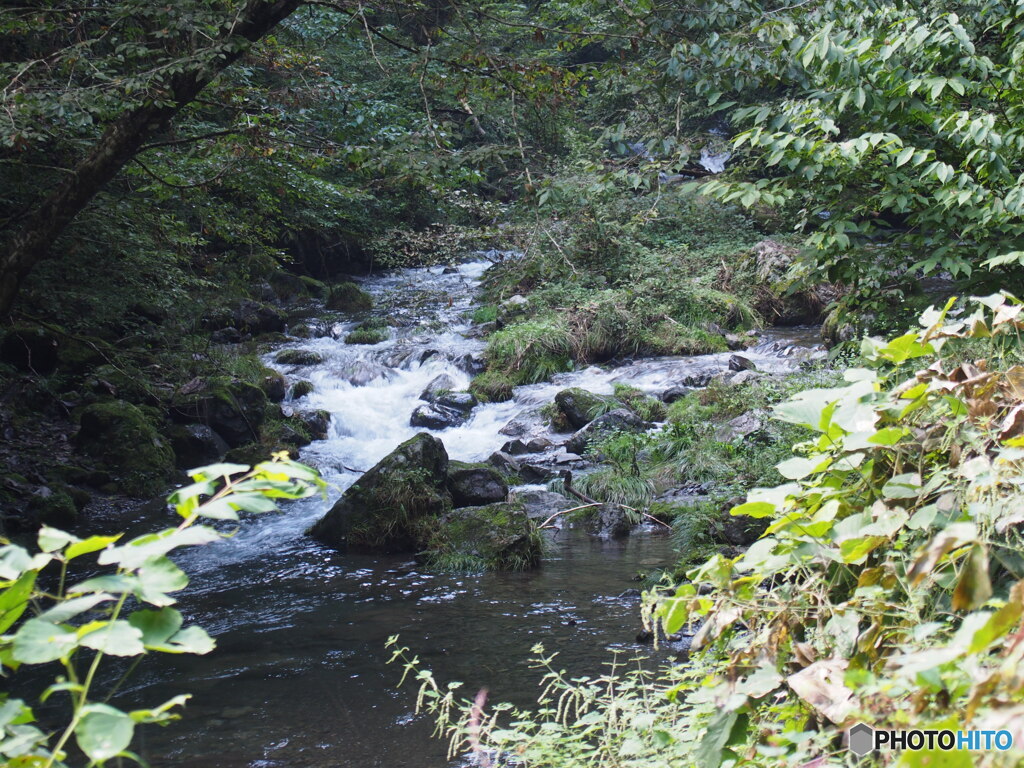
left=12, top=618, right=79, bottom=663
left=0, top=545, right=32, bottom=581
left=37, top=527, right=79, bottom=553
left=0, top=571, right=36, bottom=634
left=730, top=501, right=775, bottom=519
left=135, top=557, right=188, bottom=606
left=75, top=703, right=134, bottom=762
left=78, top=620, right=146, bottom=656
left=129, top=607, right=183, bottom=647
left=882, top=473, right=921, bottom=499
left=38, top=593, right=114, bottom=624
left=98, top=526, right=220, bottom=570
left=66, top=534, right=122, bottom=561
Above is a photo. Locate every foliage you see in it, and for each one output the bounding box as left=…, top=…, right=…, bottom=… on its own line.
left=645, top=293, right=1024, bottom=765
left=0, top=455, right=324, bottom=765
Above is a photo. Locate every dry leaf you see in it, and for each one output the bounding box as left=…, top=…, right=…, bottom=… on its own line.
left=787, top=658, right=853, bottom=724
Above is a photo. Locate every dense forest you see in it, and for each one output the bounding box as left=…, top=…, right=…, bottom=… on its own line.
left=2, top=1, right=1024, bottom=765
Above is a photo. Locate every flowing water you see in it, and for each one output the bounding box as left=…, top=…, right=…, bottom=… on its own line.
left=123, top=260, right=824, bottom=767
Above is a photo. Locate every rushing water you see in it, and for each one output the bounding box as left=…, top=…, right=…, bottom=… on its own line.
left=122, top=260, right=824, bottom=767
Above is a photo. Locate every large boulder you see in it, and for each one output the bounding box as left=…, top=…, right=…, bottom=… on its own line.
left=75, top=400, right=175, bottom=496
left=513, top=489, right=576, bottom=523
left=447, top=461, right=508, bottom=507
left=168, top=424, right=229, bottom=469
left=171, top=379, right=268, bottom=448
left=565, top=409, right=646, bottom=455
left=554, top=388, right=616, bottom=429
left=308, top=433, right=450, bottom=551
left=424, top=502, right=542, bottom=570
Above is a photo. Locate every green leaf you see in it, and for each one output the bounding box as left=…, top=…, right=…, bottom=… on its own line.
left=12, top=618, right=80, bottom=663
left=37, top=527, right=79, bottom=553
left=75, top=703, right=135, bottom=762
left=98, top=526, right=220, bottom=570
left=66, top=534, right=122, bottom=561
left=730, top=501, right=775, bottom=519
left=135, top=557, right=189, bottom=605
left=78, top=620, right=146, bottom=656
left=0, top=571, right=36, bottom=634
left=0, top=545, right=33, bottom=580
left=129, top=607, right=183, bottom=647
left=38, top=593, right=114, bottom=624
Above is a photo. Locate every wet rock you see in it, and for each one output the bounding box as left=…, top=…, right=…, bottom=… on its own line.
left=724, top=333, right=749, bottom=351
left=275, top=349, right=323, bottom=366
left=519, top=463, right=555, bottom=483
left=426, top=502, right=542, bottom=570
left=447, top=461, right=509, bottom=507
left=499, top=418, right=530, bottom=437
left=728, top=354, right=756, bottom=372
left=169, top=424, right=229, bottom=469
left=171, top=380, right=267, bottom=448
left=326, top=282, right=373, bottom=312
left=565, top=409, right=646, bottom=454
left=526, top=437, right=553, bottom=452
left=290, top=380, right=315, bottom=399
left=503, top=294, right=528, bottom=307
left=711, top=369, right=763, bottom=387
left=555, top=388, right=616, bottom=429
left=714, top=411, right=766, bottom=442
left=453, top=353, right=486, bottom=374
left=1, top=325, right=59, bottom=374
left=660, top=385, right=693, bottom=404
left=333, top=360, right=392, bottom=386
left=501, top=439, right=529, bottom=455
left=420, top=374, right=457, bottom=401
left=410, top=403, right=467, bottom=430
left=586, top=504, right=632, bottom=538
left=308, top=433, right=450, bottom=551
left=513, top=489, right=575, bottom=522
left=555, top=451, right=584, bottom=464
left=679, top=372, right=713, bottom=387
left=261, top=371, right=288, bottom=402
left=488, top=451, right=521, bottom=474
left=299, top=409, right=331, bottom=440
left=76, top=400, right=175, bottom=496
left=233, top=300, right=286, bottom=334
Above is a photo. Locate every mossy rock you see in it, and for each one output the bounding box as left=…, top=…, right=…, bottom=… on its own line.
left=27, top=488, right=79, bottom=528
left=171, top=378, right=267, bottom=448
left=275, top=349, right=323, bottom=366
left=345, top=327, right=388, bottom=345
left=308, top=433, right=451, bottom=552
left=326, top=282, right=373, bottom=312
left=554, top=388, right=619, bottom=429
left=468, top=370, right=515, bottom=403
left=447, top=461, right=509, bottom=507
left=613, top=385, right=667, bottom=422
left=291, top=380, right=315, bottom=399
left=75, top=400, right=175, bottom=497
left=424, top=502, right=543, bottom=571
left=260, top=370, right=287, bottom=402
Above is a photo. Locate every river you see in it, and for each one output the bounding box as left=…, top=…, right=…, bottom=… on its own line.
left=124, top=259, right=822, bottom=767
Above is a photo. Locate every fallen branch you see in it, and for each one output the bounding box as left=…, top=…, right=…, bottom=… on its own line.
left=538, top=503, right=602, bottom=530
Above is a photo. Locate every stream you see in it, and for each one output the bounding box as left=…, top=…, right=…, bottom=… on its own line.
left=125, top=259, right=824, bottom=767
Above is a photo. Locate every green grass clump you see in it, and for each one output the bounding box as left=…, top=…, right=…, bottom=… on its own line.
left=468, top=370, right=516, bottom=403
left=471, top=304, right=498, bottom=324
left=612, top=384, right=666, bottom=422
left=485, top=317, right=574, bottom=384
left=345, top=327, right=388, bottom=345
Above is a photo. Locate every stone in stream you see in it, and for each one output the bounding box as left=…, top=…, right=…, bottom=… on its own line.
left=333, top=360, right=393, bottom=386
left=170, top=379, right=267, bottom=448
left=299, top=409, right=331, bottom=440
left=410, top=403, right=468, bottom=430
left=308, top=433, right=450, bottom=552
left=419, top=374, right=457, bottom=401
left=585, top=504, right=633, bottom=538
left=554, top=388, right=618, bottom=430
left=512, top=489, right=576, bottom=522
left=447, top=461, right=509, bottom=507
left=728, top=354, right=757, bottom=372
left=424, top=502, right=542, bottom=571
left=564, top=409, right=646, bottom=455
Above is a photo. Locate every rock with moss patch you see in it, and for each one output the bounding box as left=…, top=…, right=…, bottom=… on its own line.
left=290, top=380, right=315, bottom=399
left=554, top=388, right=617, bottom=429
left=275, top=349, right=323, bottom=366
left=326, top=282, right=373, bottom=312
left=308, top=433, right=450, bottom=552
left=468, top=370, right=515, bottom=403
left=75, top=400, right=175, bottom=496
left=447, top=461, right=508, bottom=507
left=410, top=403, right=467, bottom=430
left=345, top=327, right=388, bottom=345
left=425, top=502, right=542, bottom=571
left=171, top=379, right=267, bottom=448
left=27, top=487, right=79, bottom=528
left=299, top=409, right=331, bottom=440
left=261, top=370, right=288, bottom=402
left=565, top=409, right=646, bottom=454
left=585, top=504, right=632, bottom=538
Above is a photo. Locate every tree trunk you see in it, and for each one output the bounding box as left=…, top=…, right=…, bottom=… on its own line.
left=0, top=0, right=303, bottom=319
